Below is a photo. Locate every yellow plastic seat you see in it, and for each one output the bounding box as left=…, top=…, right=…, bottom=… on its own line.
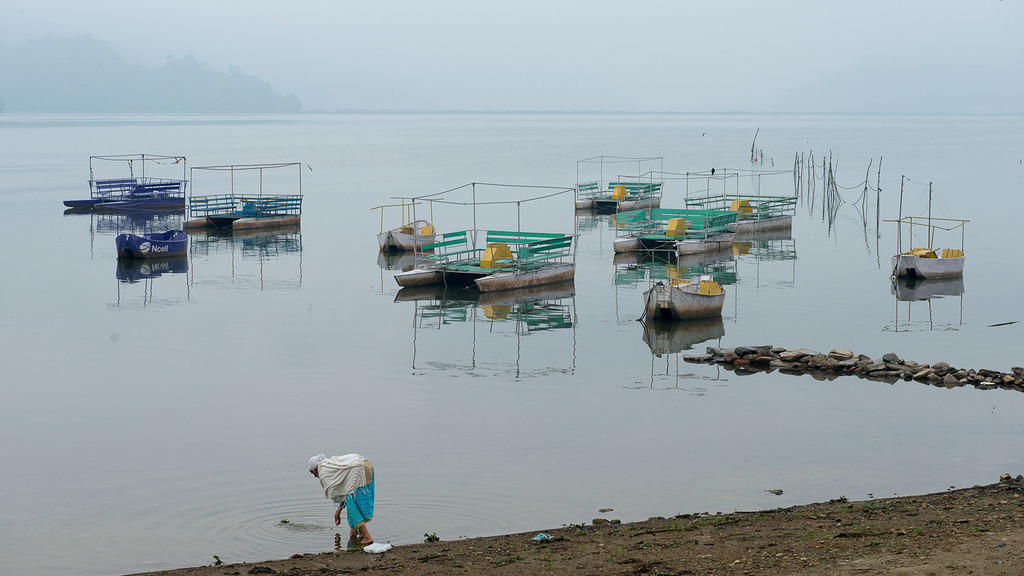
left=610, top=185, right=627, bottom=201
left=665, top=218, right=688, bottom=237
left=940, top=248, right=964, bottom=259
left=730, top=200, right=753, bottom=214
left=698, top=279, right=723, bottom=295
left=480, top=243, right=513, bottom=268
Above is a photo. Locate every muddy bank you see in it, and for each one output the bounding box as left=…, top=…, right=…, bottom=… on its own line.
left=131, top=476, right=1024, bottom=576
left=684, top=345, right=1024, bottom=392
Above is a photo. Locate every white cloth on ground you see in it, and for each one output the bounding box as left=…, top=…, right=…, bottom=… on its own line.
left=317, top=453, right=368, bottom=503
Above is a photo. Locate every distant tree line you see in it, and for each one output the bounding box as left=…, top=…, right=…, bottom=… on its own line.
left=0, top=35, right=300, bottom=113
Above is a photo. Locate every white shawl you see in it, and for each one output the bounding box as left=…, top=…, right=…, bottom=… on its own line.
left=318, top=453, right=367, bottom=503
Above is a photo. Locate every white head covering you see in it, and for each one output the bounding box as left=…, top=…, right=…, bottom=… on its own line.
left=307, top=453, right=327, bottom=472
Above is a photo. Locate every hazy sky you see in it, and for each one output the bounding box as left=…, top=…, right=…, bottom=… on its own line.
left=3, top=0, right=1022, bottom=112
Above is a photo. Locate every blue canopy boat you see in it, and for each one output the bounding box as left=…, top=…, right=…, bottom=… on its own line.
left=64, top=154, right=188, bottom=211
left=115, top=230, right=187, bottom=259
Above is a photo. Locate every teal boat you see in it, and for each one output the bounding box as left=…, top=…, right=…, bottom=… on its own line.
left=612, top=208, right=737, bottom=256
left=395, top=229, right=576, bottom=292
left=391, top=182, right=577, bottom=293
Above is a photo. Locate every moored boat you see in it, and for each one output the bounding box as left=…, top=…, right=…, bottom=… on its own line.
left=575, top=155, right=664, bottom=213
left=613, top=208, right=738, bottom=255
left=891, top=248, right=964, bottom=279
left=377, top=219, right=435, bottom=251
left=64, top=154, right=188, bottom=211
left=642, top=275, right=725, bottom=321
left=886, top=179, right=968, bottom=280
left=115, top=230, right=187, bottom=259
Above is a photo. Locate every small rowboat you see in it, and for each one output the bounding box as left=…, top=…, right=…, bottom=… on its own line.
left=378, top=219, right=435, bottom=251
left=115, top=230, right=187, bottom=259
left=642, top=276, right=724, bottom=321
left=891, top=248, right=964, bottom=279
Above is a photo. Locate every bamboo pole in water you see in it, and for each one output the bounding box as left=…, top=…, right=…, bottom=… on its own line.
left=876, top=156, right=883, bottom=239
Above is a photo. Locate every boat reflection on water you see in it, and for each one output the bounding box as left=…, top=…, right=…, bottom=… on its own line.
left=377, top=249, right=419, bottom=294
left=642, top=317, right=725, bottom=357
left=887, top=276, right=965, bottom=332
left=634, top=317, right=727, bottom=392
left=112, top=256, right=189, bottom=308
left=731, top=228, right=797, bottom=289
left=187, top=226, right=303, bottom=291
left=395, top=280, right=577, bottom=379
left=377, top=249, right=418, bottom=271
left=116, top=257, right=188, bottom=282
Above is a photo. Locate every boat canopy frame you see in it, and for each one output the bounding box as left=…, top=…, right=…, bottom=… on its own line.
left=188, top=162, right=303, bottom=219
left=390, top=182, right=579, bottom=271
left=576, top=155, right=664, bottom=203
left=885, top=216, right=968, bottom=255
left=88, top=153, right=188, bottom=201
left=642, top=168, right=797, bottom=219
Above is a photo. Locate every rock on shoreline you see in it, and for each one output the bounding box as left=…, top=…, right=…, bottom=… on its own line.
left=685, top=345, right=1024, bottom=392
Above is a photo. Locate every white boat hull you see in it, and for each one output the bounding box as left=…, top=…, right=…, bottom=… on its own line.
left=578, top=197, right=661, bottom=212
left=377, top=229, right=435, bottom=251
left=642, top=282, right=724, bottom=321
left=604, top=197, right=660, bottom=212
left=675, top=233, right=735, bottom=256
left=474, top=262, right=576, bottom=293
left=734, top=215, right=792, bottom=233
left=891, top=254, right=964, bottom=279
left=394, top=268, right=444, bottom=287
left=613, top=237, right=643, bottom=253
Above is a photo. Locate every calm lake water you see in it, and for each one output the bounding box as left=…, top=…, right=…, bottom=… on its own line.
left=2, top=113, right=1024, bottom=575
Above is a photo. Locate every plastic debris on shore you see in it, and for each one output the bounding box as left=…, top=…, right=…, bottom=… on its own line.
left=533, top=533, right=552, bottom=542
left=363, top=542, right=392, bottom=554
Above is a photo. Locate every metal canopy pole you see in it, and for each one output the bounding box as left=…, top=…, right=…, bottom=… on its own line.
left=927, top=182, right=933, bottom=250
left=897, top=176, right=904, bottom=254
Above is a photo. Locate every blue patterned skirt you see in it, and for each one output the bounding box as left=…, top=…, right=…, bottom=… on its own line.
left=345, top=478, right=375, bottom=530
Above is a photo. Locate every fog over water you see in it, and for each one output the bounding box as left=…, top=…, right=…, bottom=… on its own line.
left=1, top=1, right=1022, bottom=112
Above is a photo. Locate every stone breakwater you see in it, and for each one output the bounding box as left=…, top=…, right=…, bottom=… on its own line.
left=684, top=345, right=1024, bottom=391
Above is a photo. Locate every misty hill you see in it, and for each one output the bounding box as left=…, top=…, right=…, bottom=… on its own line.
left=0, top=35, right=300, bottom=113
